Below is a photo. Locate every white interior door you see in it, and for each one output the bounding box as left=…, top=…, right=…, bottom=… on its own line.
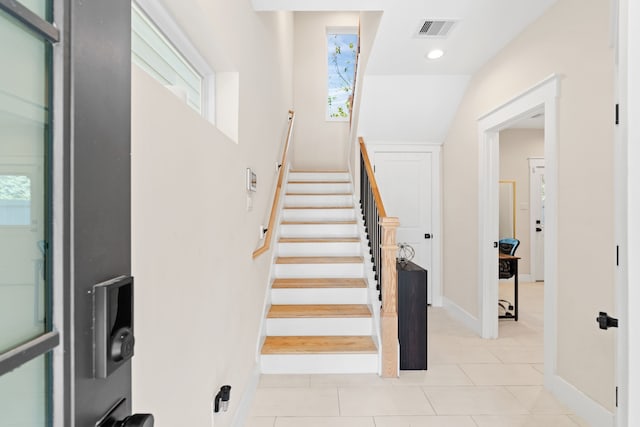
left=374, top=151, right=434, bottom=303
left=529, top=158, right=545, bottom=282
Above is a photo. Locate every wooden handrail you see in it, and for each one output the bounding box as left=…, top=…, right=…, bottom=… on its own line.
left=359, top=136, right=399, bottom=378
left=252, top=110, right=295, bottom=259
left=359, top=137, right=387, bottom=217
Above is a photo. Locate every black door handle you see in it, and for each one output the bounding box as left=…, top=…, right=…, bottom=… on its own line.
left=118, top=414, right=154, bottom=427
left=597, top=312, right=618, bottom=330
left=425, top=233, right=432, bottom=239
left=536, top=227, right=543, bottom=232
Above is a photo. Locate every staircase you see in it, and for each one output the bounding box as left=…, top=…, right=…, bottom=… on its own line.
left=259, top=170, right=380, bottom=374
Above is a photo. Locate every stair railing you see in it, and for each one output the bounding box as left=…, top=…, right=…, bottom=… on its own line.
left=359, top=137, right=400, bottom=377
left=253, top=110, right=296, bottom=259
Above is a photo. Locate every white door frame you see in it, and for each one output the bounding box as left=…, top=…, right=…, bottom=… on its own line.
left=618, top=0, right=639, bottom=425
left=529, top=157, right=545, bottom=282
left=365, top=142, right=443, bottom=307
left=477, top=76, right=559, bottom=378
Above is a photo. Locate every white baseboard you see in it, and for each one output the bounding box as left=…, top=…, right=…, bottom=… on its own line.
left=548, top=373, right=614, bottom=427
left=231, top=365, right=260, bottom=427
left=442, top=297, right=482, bottom=336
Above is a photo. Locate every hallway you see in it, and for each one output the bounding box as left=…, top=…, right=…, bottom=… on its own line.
left=247, top=283, right=590, bottom=427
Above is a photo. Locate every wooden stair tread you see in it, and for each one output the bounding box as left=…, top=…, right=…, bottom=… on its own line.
left=290, top=170, right=349, bottom=173
left=288, top=180, right=350, bottom=184
left=276, top=256, right=363, bottom=264
left=268, top=304, right=371, bottom=318
left=279, top=237, right=360, bottom=243
left=283, top=206, right=353, bottom=210
left=286, top=192, right=352, bottom=196
left=272, top=278, right=367, bottom=288
left=281, top=220, right=356, bottom=225
left=261, top=336, right=377, bottom=354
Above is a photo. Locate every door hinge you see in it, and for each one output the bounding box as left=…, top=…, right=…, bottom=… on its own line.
left=616, top=386, right=618, bottom=407
left=616, top=103, right=619, bottom=125
left=616, top=245, right=619, bottom=266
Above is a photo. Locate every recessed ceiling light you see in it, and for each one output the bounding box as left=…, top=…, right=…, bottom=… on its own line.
left=426, top=49, right=444, bottom=60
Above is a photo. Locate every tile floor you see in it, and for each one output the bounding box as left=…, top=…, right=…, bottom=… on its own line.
left=247, top=282, right=592, bottom=427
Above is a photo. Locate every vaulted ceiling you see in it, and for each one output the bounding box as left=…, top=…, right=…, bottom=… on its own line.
left=253, top=0, right=557, bottom=140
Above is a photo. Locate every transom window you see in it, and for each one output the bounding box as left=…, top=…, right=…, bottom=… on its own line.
left=132, top=2, right=203, bottom=113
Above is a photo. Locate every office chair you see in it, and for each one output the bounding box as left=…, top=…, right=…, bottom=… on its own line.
left=498, top=238, right=519, bottom=318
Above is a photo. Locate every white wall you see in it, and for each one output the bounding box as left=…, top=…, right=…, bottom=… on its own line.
left=442, top=0, right=615, bottom=413
left=131, top=3, right=294, bottom=425
left=347, top=11, right=382, bottom=177
left=499, top=129, right=544, bottom=275
left=358, top=75, right=470, bottom=143
left=292, top=12, right=359, bottom=170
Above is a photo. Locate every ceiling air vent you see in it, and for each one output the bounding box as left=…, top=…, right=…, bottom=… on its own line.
left=416, top=20, right=457, bottom=38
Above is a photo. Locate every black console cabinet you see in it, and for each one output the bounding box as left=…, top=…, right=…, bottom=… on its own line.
left=397, top=261, right=428, bottom=370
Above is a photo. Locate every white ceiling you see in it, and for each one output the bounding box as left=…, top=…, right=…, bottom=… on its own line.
left=358, top=75, right=471, bottom=142
left=252, top=0, right=558, bottom=142
left=253, top=0, right=557, bottom=75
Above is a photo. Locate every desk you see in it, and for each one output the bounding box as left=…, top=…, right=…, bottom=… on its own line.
left=499, top=253, right=520, bottom=321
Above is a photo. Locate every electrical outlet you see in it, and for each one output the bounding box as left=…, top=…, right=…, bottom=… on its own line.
left=259, top=225, right=267, bottom=239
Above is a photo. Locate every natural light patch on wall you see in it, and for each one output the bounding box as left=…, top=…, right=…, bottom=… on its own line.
left=326, top=29, right=357, bottom=121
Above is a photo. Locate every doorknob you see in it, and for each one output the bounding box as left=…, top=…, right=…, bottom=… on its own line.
left=536, top=227, right=543, bottom=232
left=424, top=233, right=432, bottom=239
left=596, top=312, right=618, bottom=330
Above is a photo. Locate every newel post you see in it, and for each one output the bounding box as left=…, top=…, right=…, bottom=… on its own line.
left=380, top=216, right=400, bottom=378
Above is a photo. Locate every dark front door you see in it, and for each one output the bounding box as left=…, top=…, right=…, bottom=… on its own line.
left=69, top=0, right=135, bottom=425
left=0, top=0, right=143, bottom=425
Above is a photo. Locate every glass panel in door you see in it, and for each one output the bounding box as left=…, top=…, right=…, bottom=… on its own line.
left=0, top=353, right=49, bottom=426
left=0, top=8, right=50, bottom=353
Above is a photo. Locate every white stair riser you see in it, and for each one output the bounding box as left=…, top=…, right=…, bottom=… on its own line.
left=277, top=242, right=362, bottom=257
left=280, top=224, right=358, bottom=237
left=271, top=288, right=368, bottom=305
left=275, top=263, right=364, bottom=278
left=288, top=172, right=351, bottom=182
left=284, top=195, right=353, bottom=207
left=281, top=209, right=356, bottom=222
left=261, top=354, right=378, bottom=374
left=287, top=183, right=352, bottom=194
left=266, top=318, right=372, bottom=336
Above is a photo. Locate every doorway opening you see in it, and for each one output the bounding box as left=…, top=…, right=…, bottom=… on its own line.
left=497, top=117, right=545, bottom=346
left=477, top=75, right=559, bottom=387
